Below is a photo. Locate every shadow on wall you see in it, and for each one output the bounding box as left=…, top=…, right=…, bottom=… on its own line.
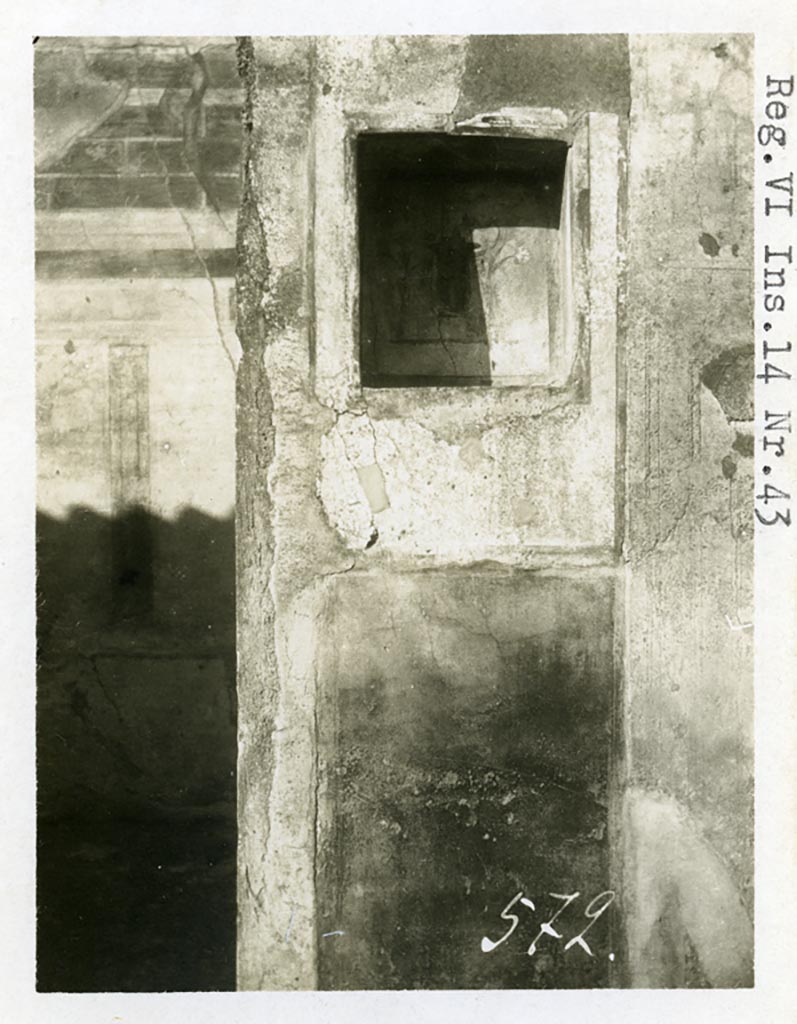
left=36, top=505, right=237, bottom=992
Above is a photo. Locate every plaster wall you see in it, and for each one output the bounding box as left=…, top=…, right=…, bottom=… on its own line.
left=622, top=34, right=754, bottom=987
left=235, top=34, right=625, bottom=991
left=237, top=32, right=754, bottom=991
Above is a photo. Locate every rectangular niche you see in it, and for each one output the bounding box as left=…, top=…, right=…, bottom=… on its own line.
left=357, top=132, right=579, bottom=389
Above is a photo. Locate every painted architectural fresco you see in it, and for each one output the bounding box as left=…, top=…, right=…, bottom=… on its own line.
left=35, top=37, right=241, bottom=991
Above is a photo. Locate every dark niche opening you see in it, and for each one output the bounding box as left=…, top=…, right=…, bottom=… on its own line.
left=357, top=132, right=570, bottom=388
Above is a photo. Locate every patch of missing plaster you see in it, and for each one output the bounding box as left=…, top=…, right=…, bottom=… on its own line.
left=453, top=107, right=570, bottom=134
left=700, top=346, right=754, bottom=422
left=576, top=188, right=591, bottom=247
left=721, top=454, right=737, bottom=480
left=356, top=463, right=390, bottom=514
left=511, top=496, right=536, bottom=527
left=319, top=413, right=390, bottom=551
left=711, top=42, right=729, bottom=59
left=698, top=232, right=720, bottom=257
left=458, top=436, right=487, bottom=470
left=732, top=432, right=754, bottom=458
left=235, top=38, right=272, bottom=342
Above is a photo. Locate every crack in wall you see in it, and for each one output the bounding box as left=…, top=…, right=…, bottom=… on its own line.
left=127, top=52, right=238, bottom=374
left=333, top=410, right=391, bottom=515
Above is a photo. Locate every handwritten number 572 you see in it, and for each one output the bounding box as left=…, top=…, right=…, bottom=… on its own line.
left=481, top=889, right=616, bottom=957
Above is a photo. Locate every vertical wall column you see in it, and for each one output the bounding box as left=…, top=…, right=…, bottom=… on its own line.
left=622, top=34, right=754, bottom=987
left=235, top=37, right=326, bottom=991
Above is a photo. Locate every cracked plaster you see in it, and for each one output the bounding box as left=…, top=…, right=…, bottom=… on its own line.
left=235, top=33, right=754, bottom=991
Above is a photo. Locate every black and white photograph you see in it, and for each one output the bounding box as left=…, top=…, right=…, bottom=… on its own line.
left=1, top=6, right=796, bottom=1022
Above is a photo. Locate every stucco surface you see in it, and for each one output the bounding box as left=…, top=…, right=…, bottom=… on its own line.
left=622, top=34, right=754, bottom=986
left=235, top=33, right=753, bottom=991
left=235, top=34, right=627, bottom=990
